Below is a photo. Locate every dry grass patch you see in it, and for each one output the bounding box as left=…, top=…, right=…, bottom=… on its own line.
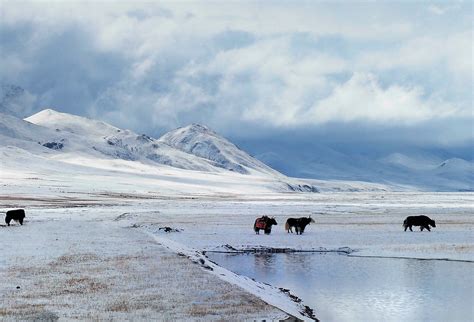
left=0, top=220, right=287, bottom=320
left=59, top=276, right=108, bottom=294
left=106, top=299, right=131, bottom=312
left=50, top=253, right=100, bottom=266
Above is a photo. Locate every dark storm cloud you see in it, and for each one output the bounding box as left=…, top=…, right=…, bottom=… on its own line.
left=0, top=22, right=127, bottom=115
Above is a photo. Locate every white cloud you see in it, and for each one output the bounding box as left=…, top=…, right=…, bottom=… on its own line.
left=0, top=0, right=471, bottom=145
left=356, top=31, right=472, bottom=81
left=428, top=5, right=445, bottom=15
left=307, top=73, right=459, bottom=125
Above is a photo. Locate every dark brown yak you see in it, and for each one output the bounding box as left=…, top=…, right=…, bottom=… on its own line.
left=254, top=216, right=278, bottom=235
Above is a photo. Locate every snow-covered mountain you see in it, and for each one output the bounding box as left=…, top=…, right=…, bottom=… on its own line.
left=378, top=153, right=474, bottom=191
left=2, top=108, right=470, bottom=192
left=1, top=109, right=330, bottom=194
left=252, top=140, right=473, bottom=192
left=24, top=109, right=219, bottom=172
left=380, top=152, right=443, bottom=171
left=159, top=124, right=280, bottom=176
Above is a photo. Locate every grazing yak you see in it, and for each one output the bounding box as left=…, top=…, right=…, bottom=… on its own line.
left=403, top=215, right=436, bottom=232
left=5, top=209, right=26, bottom=226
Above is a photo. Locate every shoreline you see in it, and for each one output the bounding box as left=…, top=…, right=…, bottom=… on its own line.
left=144, top=229, right=319, bottom=321
left=204, top=246, right=474, bottom=263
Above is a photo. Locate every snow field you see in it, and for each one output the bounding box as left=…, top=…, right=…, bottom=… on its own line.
left=0, top=218, right=289, bottom=320
left=1, top=190, right=472, bottom=321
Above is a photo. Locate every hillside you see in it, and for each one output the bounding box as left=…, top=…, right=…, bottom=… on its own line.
left=1, top=109, right=340, bottom=195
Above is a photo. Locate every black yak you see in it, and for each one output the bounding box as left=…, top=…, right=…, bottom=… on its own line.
left=403, top=215, right=436, bottom=232
left=5, top=209, right=26, bottom=226
left=285, top=216, right=315, bottom=235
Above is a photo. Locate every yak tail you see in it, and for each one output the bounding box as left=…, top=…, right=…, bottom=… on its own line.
left=285, top=221, right=289, bottom=232
left=402, top=219, right=407, bottom=227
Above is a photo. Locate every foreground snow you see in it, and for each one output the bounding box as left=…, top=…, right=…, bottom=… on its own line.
left=1, top=134, right=472, bottom=320
left=0, top=216, right=291, bottom=320
left=1, top=186, right=472, bottom=320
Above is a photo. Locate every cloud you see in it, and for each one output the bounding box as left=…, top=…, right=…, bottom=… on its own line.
left=0, top=0, right=471, bottom=148
left=0, top=84, right=36, bottom=117
left=356, top=31, right=472, bottom=81
left=428, top=5, right=446, bottom=15
left=306, top=73, right=459, bottom=125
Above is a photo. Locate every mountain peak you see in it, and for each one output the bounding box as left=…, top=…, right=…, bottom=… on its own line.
left=159, top=124, right=280, bottom=176
left=181, top=123, right=214, bottom=134
left=28, top=108, right=73, bottom=120
left=32, top=108, right=60, bottom=117
left=26, top=109, right=122, bottom=136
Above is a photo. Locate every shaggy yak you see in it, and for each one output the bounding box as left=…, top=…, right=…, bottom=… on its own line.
left=5, top=209, right=26, bottom=226
left=403, top=215, right=436, bottom=232
left=254, top=216, right=278, bottom=235
left=285, top=216, right=315, bottom=235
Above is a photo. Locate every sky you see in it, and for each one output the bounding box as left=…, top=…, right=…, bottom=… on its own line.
left=0, top=1, right=473, bottom=171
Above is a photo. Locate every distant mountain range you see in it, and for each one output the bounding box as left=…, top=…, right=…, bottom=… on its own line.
left=1, top=84, right=472, bottom=192
left=1, top=109, right=328, bottom=194
left=250, top=142, right=473, bottom=192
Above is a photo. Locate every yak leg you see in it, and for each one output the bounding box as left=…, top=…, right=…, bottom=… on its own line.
left=420, top=226, right=424, bottom=231
left=426, top=225, right=431, bottom=232
left=409, top=226, right=413, bottom=232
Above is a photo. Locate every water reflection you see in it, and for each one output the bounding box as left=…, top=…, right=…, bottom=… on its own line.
left=255, top=253, right=276, bottom=274
left=208, top=253, right=474, bottom=322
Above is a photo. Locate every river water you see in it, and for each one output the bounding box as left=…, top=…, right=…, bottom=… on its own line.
left=207, top=252, right=474, bottom=321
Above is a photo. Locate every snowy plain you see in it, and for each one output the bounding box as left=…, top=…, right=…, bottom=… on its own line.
left=2, top=177, right=472, bottom=320
left=1, top=109, right=473, bottom=320
left=1, top=214, right=290, bottom=320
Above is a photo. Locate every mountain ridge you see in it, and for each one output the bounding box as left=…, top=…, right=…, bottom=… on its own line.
left=1, top=109, right=321, bottom=193
left=159, top=123, right=280, bottom=176
left=4, top=107, right=470, bottom=192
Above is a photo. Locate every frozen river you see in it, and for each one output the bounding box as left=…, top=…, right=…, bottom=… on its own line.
left=208, top=252, right=474, bottom=321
